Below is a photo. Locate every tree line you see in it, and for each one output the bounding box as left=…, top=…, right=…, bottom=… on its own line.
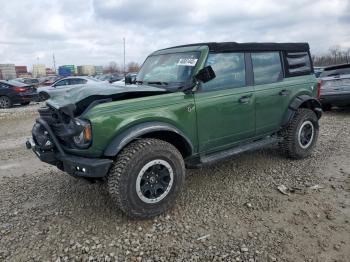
left=312, top=46, right=350, bottom=67
left=104, top=61, right=140, bottom=74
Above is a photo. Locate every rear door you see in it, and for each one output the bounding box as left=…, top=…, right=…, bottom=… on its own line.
left=195, top=52, right=255, bottom=153
left=251, top=52, right=285, bottom=135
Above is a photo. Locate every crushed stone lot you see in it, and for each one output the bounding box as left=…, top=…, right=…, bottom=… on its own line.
left=0, top=104, right=349, bottom=262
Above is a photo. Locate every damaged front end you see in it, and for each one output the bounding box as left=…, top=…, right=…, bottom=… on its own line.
left=26, top=103, right=112, bottom=178
left=26, top=84, right=168, bottom=178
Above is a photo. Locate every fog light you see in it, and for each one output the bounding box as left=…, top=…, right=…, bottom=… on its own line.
left=82, top=168, right=86, bottom=173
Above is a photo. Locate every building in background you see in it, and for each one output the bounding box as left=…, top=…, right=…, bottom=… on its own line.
left=77, top=65, right=96, bottom=76
left=15, top=66, right=29, bottom=77
left=94, top=66, right=103, bottom=75
left=58, top=65, right=76, bottom=77
left=32, top=64, right=46, bottom=78
left=46, top=68, right=56, bottom=76
left=0, top=64, right=16, bottom=80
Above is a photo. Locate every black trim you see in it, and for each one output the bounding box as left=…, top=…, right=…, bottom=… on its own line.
left=244, top=53, right=254, bottom=86
left=162, top=42, right=310, bottom=53
left=104, top=122, right=194, bottom=157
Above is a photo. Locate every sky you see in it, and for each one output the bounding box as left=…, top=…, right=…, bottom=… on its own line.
left=0, top=0, right=349, bottom=69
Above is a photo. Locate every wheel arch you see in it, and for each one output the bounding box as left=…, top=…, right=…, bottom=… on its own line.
left=281, top=95, right=322, bottom=127
left=104, top=122, right=194, bottom=158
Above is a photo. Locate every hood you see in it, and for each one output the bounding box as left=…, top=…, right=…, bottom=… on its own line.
left=46, top=83, right=167, bottom=114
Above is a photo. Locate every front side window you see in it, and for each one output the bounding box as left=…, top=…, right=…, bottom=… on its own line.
left=136, top=52, right=199, bottom=89
left=252, top=52, right=283, bottom=85
left=202, top=52, right=246, bottom=91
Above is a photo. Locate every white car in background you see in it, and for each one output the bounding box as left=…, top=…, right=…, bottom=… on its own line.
left=37, top=76, right=106, bottom=100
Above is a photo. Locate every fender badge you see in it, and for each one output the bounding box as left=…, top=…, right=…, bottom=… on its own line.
left=186, top=104, right=195, bottom=112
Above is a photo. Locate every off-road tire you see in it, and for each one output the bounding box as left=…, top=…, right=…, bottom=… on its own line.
left=280, top=108, right=319, bottom=159
left=0, top=96, right=12, bottom=109
left=107, top=138, right=185, bottom=219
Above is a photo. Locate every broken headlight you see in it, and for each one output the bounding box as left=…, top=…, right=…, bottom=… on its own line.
left=73, top=119, right=92, bottom=148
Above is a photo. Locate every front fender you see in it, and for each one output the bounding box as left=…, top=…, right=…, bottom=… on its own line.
left=281, top=95, right=322, bottom=127
left=104, top=121, right=194, bottom=157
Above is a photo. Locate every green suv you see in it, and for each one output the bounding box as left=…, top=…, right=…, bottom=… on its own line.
left=27, top=42, right=322, bottom=218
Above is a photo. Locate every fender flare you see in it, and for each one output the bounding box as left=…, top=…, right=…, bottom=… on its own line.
left=104, top=121, right=194, bottom=157
left=281, top=95, right=322, bottom=127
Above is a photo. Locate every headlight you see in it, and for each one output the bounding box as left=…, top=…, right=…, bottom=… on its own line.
left=73, top=119, right=92, bottom=148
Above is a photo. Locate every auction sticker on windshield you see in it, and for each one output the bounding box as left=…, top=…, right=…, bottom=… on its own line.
left=177, top=58, right=198, bottom=66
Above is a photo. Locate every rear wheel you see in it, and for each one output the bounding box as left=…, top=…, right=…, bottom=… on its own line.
left=280, top=108, right=319, bottom=159
left=108, top=138, right=185, bottom=218
left=0, top=96, right=12, bottom=109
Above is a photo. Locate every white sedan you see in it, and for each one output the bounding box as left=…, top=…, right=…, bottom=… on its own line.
left=37, top=76, right=106, bottom=100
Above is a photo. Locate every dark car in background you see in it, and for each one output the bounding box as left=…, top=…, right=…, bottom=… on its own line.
left=319, top=64, right=350, bottom=110
left=0, top=80, right=38, bottom=108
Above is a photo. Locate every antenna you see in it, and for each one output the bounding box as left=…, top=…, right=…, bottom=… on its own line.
left=123, top=37, right=126, bottom=77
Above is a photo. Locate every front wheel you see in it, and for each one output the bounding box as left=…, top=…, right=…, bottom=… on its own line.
left=280, top=108, right=319, bottom=159
left=107, top=138, right=185, bottom=218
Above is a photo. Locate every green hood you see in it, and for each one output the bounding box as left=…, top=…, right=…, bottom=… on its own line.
left=46, top=83, right=167, bottom=110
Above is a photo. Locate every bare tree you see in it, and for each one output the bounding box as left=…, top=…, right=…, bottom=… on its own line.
left=105, top=61, right=121, bottom=74
left=127, top=62, right=140, bottom=73
left=313, top=46, right=350, bottom=67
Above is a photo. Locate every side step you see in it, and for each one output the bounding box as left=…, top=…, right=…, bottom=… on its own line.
left=200, top=136, right=279, bottom=165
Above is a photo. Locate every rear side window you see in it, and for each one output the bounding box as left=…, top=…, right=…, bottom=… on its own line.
left=69, top=78, right=87, bottom=85
left=285, top=51, right=312, bottom=76
left=54, top=79, right=69, bottom=86
left=252, top=52, right=283, bottom=85
left=202, top=52, right=246, bottom=91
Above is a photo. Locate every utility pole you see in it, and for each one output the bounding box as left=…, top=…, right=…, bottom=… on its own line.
left=123, top=37, right=126, bottom=76
left=53, top=53, right=56, bottom=73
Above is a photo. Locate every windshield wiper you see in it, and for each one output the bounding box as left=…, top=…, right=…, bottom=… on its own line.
left=135, top=80, right=144, bottom=84
left=147, top=81, right=169, bottom=86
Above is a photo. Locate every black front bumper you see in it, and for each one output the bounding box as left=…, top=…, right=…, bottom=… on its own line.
left=27, top=119, right=112, bottom=178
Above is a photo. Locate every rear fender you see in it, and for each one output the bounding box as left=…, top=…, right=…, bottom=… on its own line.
left=281, top=95, right=322, bottom=127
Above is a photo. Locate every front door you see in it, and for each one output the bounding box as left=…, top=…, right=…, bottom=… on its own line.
left=195, top=52, right=255, bottom=153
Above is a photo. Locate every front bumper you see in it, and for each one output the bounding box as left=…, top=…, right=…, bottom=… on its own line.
left=27, top=119, right=112, bottom=178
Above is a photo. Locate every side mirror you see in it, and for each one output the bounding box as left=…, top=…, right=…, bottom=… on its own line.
left=194, top=65, right=216, bottom=83
left=125, top=75, right=133, bottom=84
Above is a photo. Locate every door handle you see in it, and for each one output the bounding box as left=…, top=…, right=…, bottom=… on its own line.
left=238, top=95, right=251, bottom=104
left=279, top=89, right=290, bottom=96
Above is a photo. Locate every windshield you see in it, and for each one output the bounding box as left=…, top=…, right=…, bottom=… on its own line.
left=136, top=52, right=199, bottom=88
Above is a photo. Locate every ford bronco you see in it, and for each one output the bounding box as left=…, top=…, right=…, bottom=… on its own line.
left=27, top=42, right=322, bottom=218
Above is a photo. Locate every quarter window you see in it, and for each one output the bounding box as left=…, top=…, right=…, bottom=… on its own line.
left=252, top=52, right=283, bottom=85
left=285, top=51, right=312, bottom=75
left=202, top=53, right=246, bottom=91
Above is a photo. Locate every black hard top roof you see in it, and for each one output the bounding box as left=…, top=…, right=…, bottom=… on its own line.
left=165, top=42, right=310, bottom=52
left=323, top=63, right=350, bottom=71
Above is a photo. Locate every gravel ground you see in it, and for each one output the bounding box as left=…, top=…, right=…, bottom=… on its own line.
left=0, top=104, right=349, bottom=262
